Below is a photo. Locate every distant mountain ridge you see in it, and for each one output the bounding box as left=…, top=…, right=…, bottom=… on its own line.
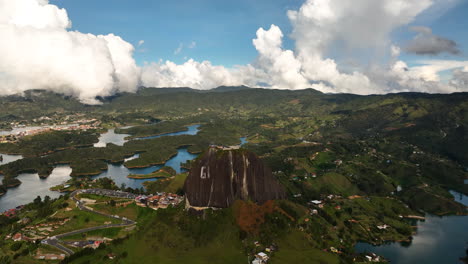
left=1, top=86, right=467, bottom=168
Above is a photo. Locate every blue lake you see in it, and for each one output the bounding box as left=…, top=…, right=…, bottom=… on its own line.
left=0, top=126, right=249, bottom=211
left=355, top=191, right=468, bottom=264
left=94, top=128, right=131, bottom=147
left=0, top=125, right=202, bottom=211
left=135, top=124, right=200, bottom=140
left=0, top=153, right=23, bottom=166
left=92, top=147, right=198, bottom=190
left=0, top=165, right=72, bottom=212
left=240, top=137, right=248, bottom=145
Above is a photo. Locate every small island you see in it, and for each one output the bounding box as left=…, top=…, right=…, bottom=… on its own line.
left=127, top=166, right=176, bottom=179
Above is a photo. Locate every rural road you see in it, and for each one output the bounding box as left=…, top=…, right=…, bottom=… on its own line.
left=41, top=189, right=137, bottom=256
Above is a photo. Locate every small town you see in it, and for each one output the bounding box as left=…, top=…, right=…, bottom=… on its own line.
left=0, top=118, right=101, bottom=143
left=135, top=192, right=184, bottom=210
left=0, top=187, right=187, bottom=261
left=1, top=0, right=468, bottom=263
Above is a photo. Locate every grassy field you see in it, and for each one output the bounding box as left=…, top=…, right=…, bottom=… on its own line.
left=307, top=172, right=360, bottom=196
left=63, top=206, right=247, bottom=264
left=89, top=203, right=140, bottom=221
left=128, top=168, right=173, bottom=179
left=76, top=193, right=117, bottom=202
left=51, top=207, right=120, bottom=236
left=61, top=226, right=127, bottom=241
left=1, top=89, right=467, bottom=263
left=144, top=172, right=188, bottom=194
left=271, top=230, right=340, bottom=264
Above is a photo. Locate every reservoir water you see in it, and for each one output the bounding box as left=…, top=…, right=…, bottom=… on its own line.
left=92, top=147, right=198, bottom=190
left=0, top=127, right=248, bottom=212
left=0, top=153, right=24, bottom=166
left=240, top=137, right=248, bottom=145
left=0, top=125, right=202, bottom=211
left=135, top=124, right=200, bottom=140
left=0, top=165, right=72, bottom=212
left=355, top=191, right=468, bottom=264
left=94, top=129, right=131, bottom=147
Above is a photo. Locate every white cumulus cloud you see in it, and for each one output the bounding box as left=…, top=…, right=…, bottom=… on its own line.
left=252, top=25, right=309, bottom=90
left=0, top=0, right=139, bottom=104
left=284, top=0, right=433, bottom=94
left=1, top=0, right=467, bottom=102
left=141, top=0, right=467, bottom=94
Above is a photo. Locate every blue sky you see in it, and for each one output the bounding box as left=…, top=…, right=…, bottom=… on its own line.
left=399, top=0, right=468, bottom=64
left=50, top=0, right=306, bottom=66
left=2, top=0, right=467, bottom=103
left=49, top=0, right=468, bottom=67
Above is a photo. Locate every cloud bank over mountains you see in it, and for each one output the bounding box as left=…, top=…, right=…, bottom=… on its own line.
left=0, top=0, right=139, bottom=104
left=0, top=0, right=467, bottom=104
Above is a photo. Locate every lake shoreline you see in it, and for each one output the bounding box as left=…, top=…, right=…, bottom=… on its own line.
left=127, top=175, right=169, bottom=179
left=124, top=145, right=201, bottom=169
left=355, top=191, right=468, bottom=264
left=124, top=123, right=202, bottom=140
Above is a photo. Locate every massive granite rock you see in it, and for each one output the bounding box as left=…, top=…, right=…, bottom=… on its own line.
left=184, top=147, right=286, bottom=209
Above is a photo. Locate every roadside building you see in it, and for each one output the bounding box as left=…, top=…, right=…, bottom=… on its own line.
left=12, top=233, right=23, bottom=241
left=310, top=200, right=323, bottom=205
left=255, top=252, right=269, bottom=262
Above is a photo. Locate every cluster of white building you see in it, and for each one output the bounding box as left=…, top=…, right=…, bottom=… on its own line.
left=135, top=192, right=183, bottom=210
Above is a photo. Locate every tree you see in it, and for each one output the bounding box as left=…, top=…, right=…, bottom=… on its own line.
left=10, top=242, right=22, bottom=251
left=0, top=215, right=13, bottom=226
left=0, top=256, right=11, bottom=264
left=33, top=196, right=42, bottom=206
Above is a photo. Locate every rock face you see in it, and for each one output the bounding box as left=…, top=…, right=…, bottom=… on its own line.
left=184, top=148, right=286, bottom=209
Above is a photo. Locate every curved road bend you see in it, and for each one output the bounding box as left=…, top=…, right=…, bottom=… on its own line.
left=41, top=189, right=137, bottom=256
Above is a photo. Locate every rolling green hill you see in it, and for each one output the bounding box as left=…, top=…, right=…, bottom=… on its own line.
left=0, top=87, right=467, bottom=263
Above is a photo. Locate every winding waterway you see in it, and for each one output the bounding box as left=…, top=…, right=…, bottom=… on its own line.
left=355, top=191, right=468, bottom=264
left=0, top=165, right=72, bottom=212
left=92, top=147, right=198, bottom=190
left=0, top=153, right=23, bottom=166
left=93, top=129, right=130, bottom=147
left=134, top=124, right=200, bottom=140
left=0, top=125, right=208, bottom=211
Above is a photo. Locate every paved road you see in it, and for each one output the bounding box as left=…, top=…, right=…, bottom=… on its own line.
left=42, top=237, right=74, bottom=256
left=41, top=189, right=137, bottom=256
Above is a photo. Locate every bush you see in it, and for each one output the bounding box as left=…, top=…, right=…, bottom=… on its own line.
left=0, top=256, right=11, bottom=264
left=10, top=242, right=22, bottom=251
